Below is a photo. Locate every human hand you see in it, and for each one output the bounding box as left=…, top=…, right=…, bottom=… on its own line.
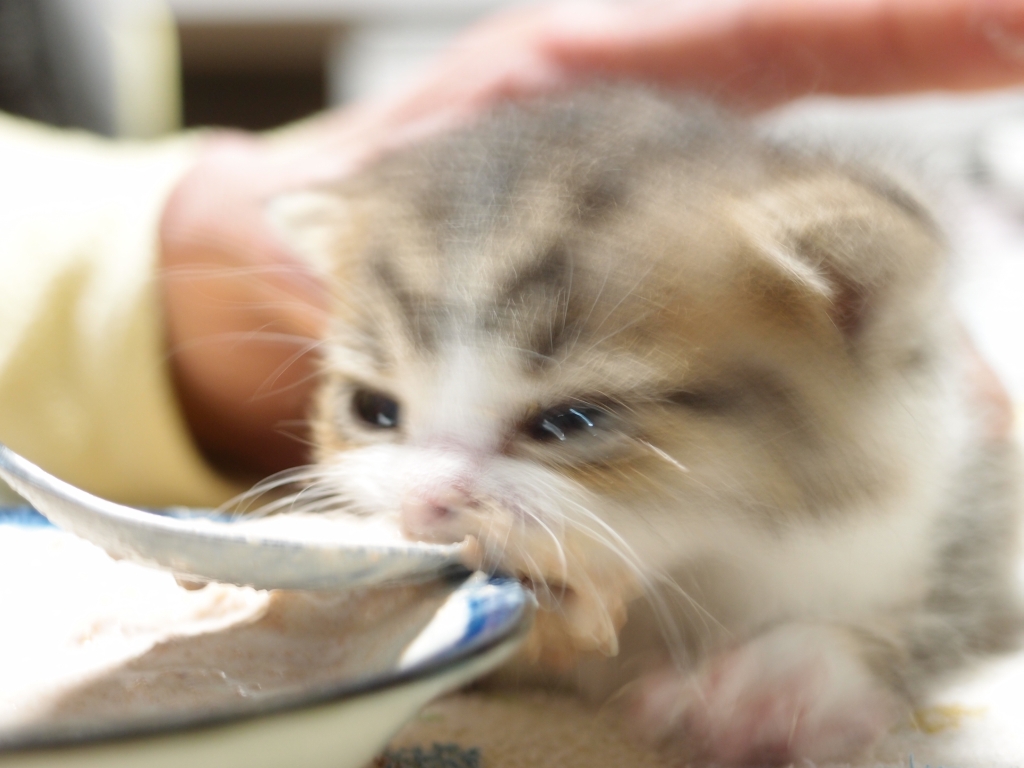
left=161, top=0, right=1023, bottom=478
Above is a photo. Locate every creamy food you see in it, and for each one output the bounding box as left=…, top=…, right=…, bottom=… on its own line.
left=0, top=524, right=453, bottom=736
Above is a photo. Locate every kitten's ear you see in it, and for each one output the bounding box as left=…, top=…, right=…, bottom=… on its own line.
left=266, top=190, right=354, bottom=276
left=737, top=173, right=944, bottom=339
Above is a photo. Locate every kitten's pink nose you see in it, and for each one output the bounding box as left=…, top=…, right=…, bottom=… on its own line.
left=400, top=486, right=474, bottom=541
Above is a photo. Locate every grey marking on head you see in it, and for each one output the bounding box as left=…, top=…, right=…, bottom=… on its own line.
left=668, top=368, right=806, bottom=431
left=489, top=244, right=580, bottom=370
left=369, top=255, right=438, bottom=351
left=516, top=246, right=581, bottom=366
left=574, top=175, right=626, bottom=222
left=498, top=244, right=571, bottom=307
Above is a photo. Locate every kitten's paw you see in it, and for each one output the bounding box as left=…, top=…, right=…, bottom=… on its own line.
left=632, top=624, right=905, bottom=765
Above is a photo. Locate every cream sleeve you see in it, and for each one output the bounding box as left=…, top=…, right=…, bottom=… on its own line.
left=0, top=113, right=241, bottom=507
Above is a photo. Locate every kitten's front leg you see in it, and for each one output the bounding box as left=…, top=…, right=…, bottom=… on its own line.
left=631, top=622, right=908, bottom=765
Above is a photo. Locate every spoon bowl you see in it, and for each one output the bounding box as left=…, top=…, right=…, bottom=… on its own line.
left=0, top=444, right=470, bottom=590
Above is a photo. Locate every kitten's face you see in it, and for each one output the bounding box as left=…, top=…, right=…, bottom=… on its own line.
left=273, top=93, right=945, bottom=642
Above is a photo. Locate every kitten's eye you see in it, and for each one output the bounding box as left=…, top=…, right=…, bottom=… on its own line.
left=352, top=388, right=400, bottom=429
left=527, top=405, right=606, bottom=442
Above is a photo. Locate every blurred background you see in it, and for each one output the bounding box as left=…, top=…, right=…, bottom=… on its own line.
left=0, top=0, right=519, bottom=136
left=2, top=0, right=1023, bottom=405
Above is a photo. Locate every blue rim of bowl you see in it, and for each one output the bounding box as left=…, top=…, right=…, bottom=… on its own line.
left=0, top=507, right=534, bottom=755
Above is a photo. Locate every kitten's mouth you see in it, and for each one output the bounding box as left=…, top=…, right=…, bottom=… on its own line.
left=518, top=575, right=575, bottom=611
left=458, top=533, right=630, bottom=658
left=457, top=534, right=574, bottom=606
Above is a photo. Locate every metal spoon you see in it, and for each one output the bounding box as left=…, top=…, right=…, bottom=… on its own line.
left=0, top=444, right=471, bottom=590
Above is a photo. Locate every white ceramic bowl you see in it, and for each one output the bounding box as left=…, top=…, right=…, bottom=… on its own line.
left=0, top=509, right=532, bottom=768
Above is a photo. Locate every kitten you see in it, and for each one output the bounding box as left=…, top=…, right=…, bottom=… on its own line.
left=269, top=87, right=1023, bottom=764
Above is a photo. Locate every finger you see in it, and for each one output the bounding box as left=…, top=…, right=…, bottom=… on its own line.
left=538, top=0, right=1024, bottom=108
left=265, top=0, right=1024, bottom=198
left=285, top=0, right=1024, bottom=173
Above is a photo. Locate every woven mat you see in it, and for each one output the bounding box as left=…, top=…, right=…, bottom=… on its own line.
left=379, top=648, right=1024, bottom=768
left=383, top=690, right=666, bottom=768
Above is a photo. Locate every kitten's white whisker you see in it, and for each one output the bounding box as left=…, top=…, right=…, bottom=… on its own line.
left=521, top=507, right=570, bottom=590
left=544, top=489, right=716, bottom=666
left=165, top=331, right=322, bottom=363
left=252, top=339, right=330, bottom=400
left=222, top=466, right=331, bottom=514
left=636, top=439, right=690, bottom=473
